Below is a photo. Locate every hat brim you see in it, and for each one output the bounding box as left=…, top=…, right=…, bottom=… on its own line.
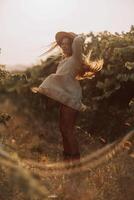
left=55, top=31, right=77, bottom=45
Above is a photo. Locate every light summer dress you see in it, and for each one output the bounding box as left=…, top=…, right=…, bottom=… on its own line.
left=38, top=34, right=86, bottom=111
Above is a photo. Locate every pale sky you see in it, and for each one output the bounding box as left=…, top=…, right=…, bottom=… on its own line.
left=0, top=0, right=134, bottom=70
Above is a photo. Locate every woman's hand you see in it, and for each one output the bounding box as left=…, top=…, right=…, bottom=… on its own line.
left=31, top=87, right=39, bottom=93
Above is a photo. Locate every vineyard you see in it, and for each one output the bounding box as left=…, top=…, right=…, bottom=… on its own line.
left=0, top=26, right=134, bottom=199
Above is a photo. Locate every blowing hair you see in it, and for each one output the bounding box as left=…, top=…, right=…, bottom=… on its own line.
left=39, top=41, right=58, bottom=57
left=79, top=34, right=104, bottom=79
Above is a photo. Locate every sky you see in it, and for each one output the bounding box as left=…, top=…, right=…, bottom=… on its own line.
left=0, top=0, right=134, bottom=70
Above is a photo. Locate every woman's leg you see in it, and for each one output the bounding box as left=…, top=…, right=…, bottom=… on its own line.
left=59, top=104, right=80, bottom=161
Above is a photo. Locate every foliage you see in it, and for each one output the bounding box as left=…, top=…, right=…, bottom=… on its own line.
left=0, top=66, right=11, bottom=125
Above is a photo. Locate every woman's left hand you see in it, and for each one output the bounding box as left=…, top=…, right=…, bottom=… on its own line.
left=31, top=87, right=39, bottom=93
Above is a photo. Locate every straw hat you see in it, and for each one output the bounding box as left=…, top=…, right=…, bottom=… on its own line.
left=55, top=31, right=77, bottom=45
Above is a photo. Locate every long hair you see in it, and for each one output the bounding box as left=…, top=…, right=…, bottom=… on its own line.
left=83, top=50, right=103, bottom=73
left=76, top=34, right=103, bottom=80
left=39, top=41, right=59, bottom=57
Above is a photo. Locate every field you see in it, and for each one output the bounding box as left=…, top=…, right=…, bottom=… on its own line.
left=0, top=27, right=134, bottom=200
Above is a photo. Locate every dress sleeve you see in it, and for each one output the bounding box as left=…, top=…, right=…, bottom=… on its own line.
left=72, top=34, right=85, bottom=64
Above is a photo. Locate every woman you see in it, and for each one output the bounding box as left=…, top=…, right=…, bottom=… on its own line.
left=32, top=31, right=103, bottom=162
